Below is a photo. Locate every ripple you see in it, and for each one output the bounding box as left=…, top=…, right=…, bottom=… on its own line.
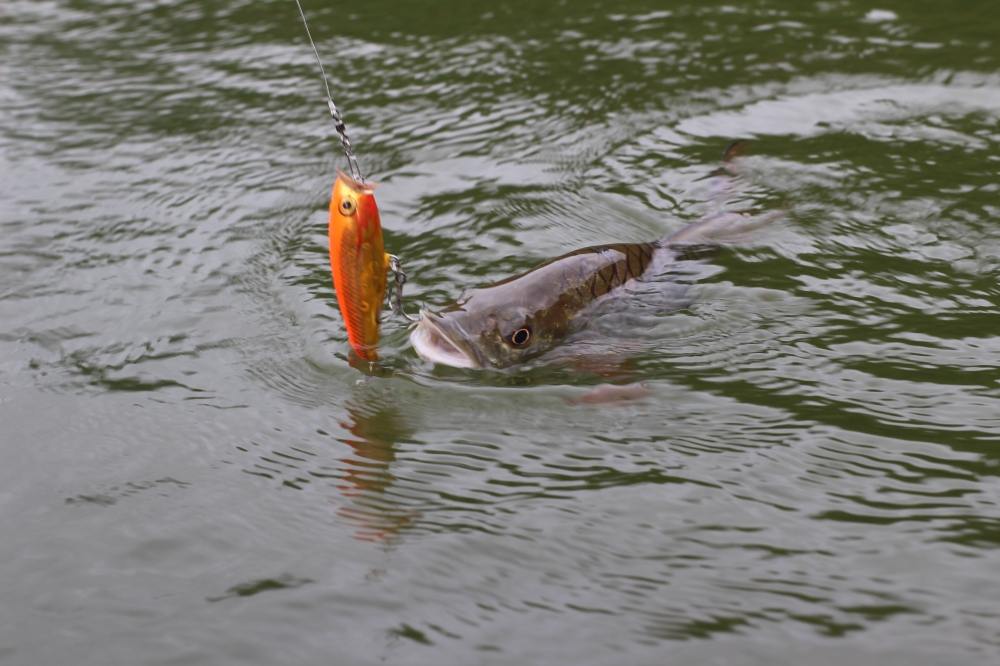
left=4, top=1, right=1000, bottom=664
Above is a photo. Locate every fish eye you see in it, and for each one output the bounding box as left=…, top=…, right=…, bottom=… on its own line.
left=509, top=327, right=531, bottom=346
left=339, top=197, right=357, bottom=216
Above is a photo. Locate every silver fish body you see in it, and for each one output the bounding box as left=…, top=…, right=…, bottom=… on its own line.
left=410, top=240, right=670, bottom=368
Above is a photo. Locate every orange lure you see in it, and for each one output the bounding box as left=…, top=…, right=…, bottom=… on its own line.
left=328, top=171, right=389, bottom=361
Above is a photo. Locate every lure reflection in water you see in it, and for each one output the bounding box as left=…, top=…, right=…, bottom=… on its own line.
left=337, top=394, right=417, bottom=544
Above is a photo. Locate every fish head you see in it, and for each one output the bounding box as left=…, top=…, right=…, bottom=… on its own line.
left=411, top=288, right=563, bottom=369
left=329, top=171, right=388, bottom=360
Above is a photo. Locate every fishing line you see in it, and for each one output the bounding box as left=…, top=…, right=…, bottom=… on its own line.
left=293, top=0, right=417, bottom=322
left=293, top=0, right=364, bottom=182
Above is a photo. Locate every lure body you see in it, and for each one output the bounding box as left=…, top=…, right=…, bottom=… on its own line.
left=328, top=171, right=389, bottom=360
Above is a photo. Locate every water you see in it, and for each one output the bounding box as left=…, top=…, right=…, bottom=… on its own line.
left=2, top=1, right=999, bottom=663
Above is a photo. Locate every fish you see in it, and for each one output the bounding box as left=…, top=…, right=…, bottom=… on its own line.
left=328, top=171, right=390, bottom=361
left=409, top=208, right=781, bottom=369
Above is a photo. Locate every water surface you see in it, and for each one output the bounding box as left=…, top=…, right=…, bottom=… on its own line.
left=2, top=1, right=999, bottom=664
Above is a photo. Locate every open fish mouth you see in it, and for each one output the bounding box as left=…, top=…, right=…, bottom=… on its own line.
left=410, top=312, right=480, bottom=369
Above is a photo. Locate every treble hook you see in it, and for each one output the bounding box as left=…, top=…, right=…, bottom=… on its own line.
left=387, top=254, right=417, bottom=322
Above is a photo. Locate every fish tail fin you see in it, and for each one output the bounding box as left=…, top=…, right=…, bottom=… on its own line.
left=664, top=139, right=783, bottom=246
left=721, top=138, right=751, bottom=167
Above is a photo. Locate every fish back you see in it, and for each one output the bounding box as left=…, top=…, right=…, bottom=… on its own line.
left=571, top=242, right=658, bottom=301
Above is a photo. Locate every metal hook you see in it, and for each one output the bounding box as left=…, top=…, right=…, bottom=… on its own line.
left=387, top=254, right=417, bottom=322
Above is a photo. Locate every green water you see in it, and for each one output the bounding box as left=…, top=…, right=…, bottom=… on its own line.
left=2, top=1, right=999, bottom=663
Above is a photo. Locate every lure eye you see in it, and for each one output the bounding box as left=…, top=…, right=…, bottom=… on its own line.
left=509, top=327, right=531, bottom=346
left=339, top=197, right=357, bottom=216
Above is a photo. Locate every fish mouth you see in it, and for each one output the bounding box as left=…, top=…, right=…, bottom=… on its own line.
left=410, top=311, right=482, bottom=369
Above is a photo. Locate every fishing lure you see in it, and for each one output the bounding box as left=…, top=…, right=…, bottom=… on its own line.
left=328, top=172, right=389, bottom=361
left=294, top=0, right=407, bottom=361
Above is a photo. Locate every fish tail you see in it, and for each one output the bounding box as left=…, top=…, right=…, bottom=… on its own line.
left=663, top=139, right=783, bottom=246
left=721, top=139, right=751, bottom=166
